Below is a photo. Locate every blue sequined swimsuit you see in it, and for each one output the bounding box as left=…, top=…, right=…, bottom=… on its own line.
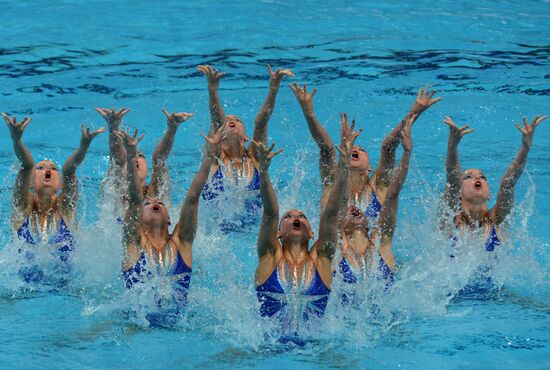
left=202, top=166, right=262, bottom=233
left=364, top=191, right=382, bottom=219
left=338, top=256, right=394, bottom=285
left=123, top=249, right=192, bottom=302
left=123, top=248, right=192, bottom=327
left=16, top=215, right=75, bottom=284
left=452, top=224, right=502, bottom=297
left=256, top=264, right=331, bottom=325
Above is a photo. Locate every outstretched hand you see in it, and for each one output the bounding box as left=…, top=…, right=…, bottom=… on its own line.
left=2, top=113, right=32, bottom=141
left=201, top=122, right=227, bottom=157
left=115, top=129, right=144, bottom=157
left=80, top=124, right=105, bottom=147
left=253, top=141, right=284, bottom=173
left=444, top=116, right=473, bottom=145
left=410, top=85, right=442, bottom=116
left=515, top=115, right=547, bottom=148
left=197, top=65, right=225, bottom=89
left=95, top=107, right=130, bottom=129
left=162, top=109, right=193, bottom=129
left=289, top=82, right=316, bottom=114
left=336, top=113, right=361, bottom=164
left=268, top=64, right=295, bottom=84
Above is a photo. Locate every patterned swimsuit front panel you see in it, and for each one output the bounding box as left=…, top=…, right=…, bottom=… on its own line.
left=16, top=215, right=75, bottom=284
left=256, top=264, right=331, bottom=324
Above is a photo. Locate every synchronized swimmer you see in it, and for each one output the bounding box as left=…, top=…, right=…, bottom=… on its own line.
left=2, top=65, right=546, bottom=332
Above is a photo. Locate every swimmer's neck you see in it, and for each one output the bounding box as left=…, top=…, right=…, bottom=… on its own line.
left=460, top=199, right=489, bottom=222
left=33, top=191, right=57, bottom=215
left=221, top=140, right=246, bottom=163
left=349, top=169, right=370, bottom=193
left=344, top=229, right=371, bottom=256
left=141, top=224, right=170, bottom=250
left=282, top=240, right=309, bottom=265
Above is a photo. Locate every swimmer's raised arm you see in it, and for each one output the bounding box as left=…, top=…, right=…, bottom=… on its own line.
left=249, top=65, right=294, bottom=159
left=374, top=86, right=440, bottom=190
left=3, top=113, right=34, bottom=214
left=117, top=129, right=145, bottom=258
left=198, top=65, right=226, bottom=135
left=493, top=115, right=547, bottom=224
left=290, top=82, right=336, bottom=188
left=60, top=124, right=104, bottom=222
left=176, top=125, right=225, bottom=262
left=255, top=141, right=284, bottom=262
left=377, top=115, right=414, bottom=271
left=442, top=117, right=474, bottom=213
left=315, top=114, right=358, bottom=281
left=148, top=109, right=193, bottom=199
left=95, top=108, right=129, bottom=173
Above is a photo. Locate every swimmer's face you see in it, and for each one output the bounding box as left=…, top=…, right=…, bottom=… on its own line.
left=33, top=160, right=61, bottom=194
left=223, top=115, right=247, bottom=141
left=343, top=205, right=369, bottom=235
left=350, top=146, right=372, bottom=173
left=134, top=151, right=148, bottom=182
left=278, top=209, right=314, bottom=242
left=141, top=197, right=169, bottom=226
left=460, top=169, right=490, bottom=203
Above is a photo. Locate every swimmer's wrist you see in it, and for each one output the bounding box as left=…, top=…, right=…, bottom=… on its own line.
left=269, top=79, right=282, bottom=89
left=166, top=124, right=178, bottom=133
left=303, top=109, right=314, bottom=118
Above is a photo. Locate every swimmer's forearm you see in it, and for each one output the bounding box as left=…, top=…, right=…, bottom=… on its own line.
left=152, top=125, right=177, bottom=165
left=253, top=81, right=282, bottom=144
left=302, top=112, right=336, bottom=186
left=259, top=171, right=279, bottom=217
left=208, top=86, right=225, bottom=134
left=303, top=111, right=335, bottom=151
left=502, top=144, right=529, bottom=188
left=386, top=149, right=411, bottom=201
left=318, top=163, right=349, bottom=259
left=12, top=140, right=34, bottom=212
left=109, top=131, right=126, bottom=168
left=183, top=152, right=214, bottom=206
left=378, top=150, right=410, bottom=239
left=493, top=145, right=529, bottom=223
left=257, top=170, right=279, bottom=258
left=382, top=112, right=411, bottom=153
left=445, top=136, right=462, bottom=190
left=126, top=153, right=142, bottom=205
left=322, top=156, right=350, bottom=227
left=12, top=139, right=34, bottom=169
left=376, top=113, right=412, bottom=184
left=62, top=141, right=91, bottom=175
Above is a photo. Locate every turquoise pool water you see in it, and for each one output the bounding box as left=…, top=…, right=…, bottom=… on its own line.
left=0, top=1, right=549, bottom=368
